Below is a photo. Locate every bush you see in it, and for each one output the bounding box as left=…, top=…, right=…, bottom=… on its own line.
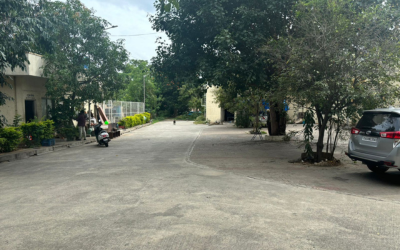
left=118, top=118, right=126, bottom=127
left=42, top=120, right=55, bottom=139
left=195, top=115, right=206, bottom=122
left=143, top=112, right=151, bottom=123
left=134, top=114, right=144, bottom=124
left=20, top=120, right=56, bottom=147
left=235, top=112, right=250, bottom=128
left=0, top=127, right=22, bottom=152
left=20, top=121, right=45, bottom=147
left=118, top=113, right=151, bottom=128
left=59, top=127, right=79, bottom=141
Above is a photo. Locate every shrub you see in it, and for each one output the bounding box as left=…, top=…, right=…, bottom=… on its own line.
left=0, top=127, right=23, bottom=152
left=59, top=127, right=79, bottom=141
left=118, top=118, right=127, bottom=127
left=235, top=112, right=250, bottom=128
left=20, top=120, right=56, bottom=146
left=20, top=121, right=45, bottom=147
left=42, top=120, right=55, bottom=139
left=195, top=115, right=206, bottom=122
left=117, top=113, right=152, bottom=128
left=134, top=114, right=144, bottom=124
left=143, top=112, right=151, bottom=123
left=12, top=114, right=23, bottom=127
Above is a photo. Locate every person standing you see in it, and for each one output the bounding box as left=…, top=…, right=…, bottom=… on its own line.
left=76, top=110, right=86, bottom=140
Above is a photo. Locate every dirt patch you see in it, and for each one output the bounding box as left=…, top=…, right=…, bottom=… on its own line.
left=289, top=158, right=342, bottom=167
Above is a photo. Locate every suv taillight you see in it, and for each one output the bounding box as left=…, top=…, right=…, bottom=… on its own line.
left=380, top=131, right=400, bottom=139
left=351, top=128, right=360, bottom=134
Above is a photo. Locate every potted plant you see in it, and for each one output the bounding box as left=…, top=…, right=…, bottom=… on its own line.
left=41, top=120, right=56, bottom=146
left=20, top=121, right=45, bottom=148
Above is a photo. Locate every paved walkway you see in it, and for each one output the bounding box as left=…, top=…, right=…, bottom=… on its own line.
left=0, top=123, right=151, bottom=163
left=0, top=121, right=399, bottom=249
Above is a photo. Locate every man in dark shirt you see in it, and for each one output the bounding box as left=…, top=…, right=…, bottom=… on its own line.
left=76, top=110, right=86, bottom=140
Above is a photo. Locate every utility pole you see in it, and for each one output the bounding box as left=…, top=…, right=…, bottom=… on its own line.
left=143, top=75, right=146, bottom=113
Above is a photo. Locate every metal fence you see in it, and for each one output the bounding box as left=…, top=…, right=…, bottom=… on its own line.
left=100, top=100, right=145, bottom=123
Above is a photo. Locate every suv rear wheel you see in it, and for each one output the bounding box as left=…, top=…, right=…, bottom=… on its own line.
left=367, top=164, right=389, bottom=173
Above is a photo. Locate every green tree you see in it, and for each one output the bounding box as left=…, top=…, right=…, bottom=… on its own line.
left=155, top=75, right=189, bottom=117
left=269, top=0, right=400, bottom=161
left=150, top=0, right=295, bottom=135
left=119, top=60, right=158, bottom=113
left=178, top=84, right=204, bottom=112
left=214, top=86, right=265, bottom=131
left=0, top=0, right=50, bottom=126
left=40, top=0, right=129, bottom=128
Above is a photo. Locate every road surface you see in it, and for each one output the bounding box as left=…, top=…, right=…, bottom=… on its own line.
left=0, top=121, right=399, bottom=249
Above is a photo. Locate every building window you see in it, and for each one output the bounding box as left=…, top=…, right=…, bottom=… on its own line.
left=41, top=98, right=52, bottom=119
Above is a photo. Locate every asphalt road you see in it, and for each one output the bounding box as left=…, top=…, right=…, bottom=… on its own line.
left=0, top=121, right=399, bottom=250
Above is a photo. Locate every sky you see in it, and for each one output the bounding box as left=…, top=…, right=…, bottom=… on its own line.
left=76, top=0, right=168, bottom=62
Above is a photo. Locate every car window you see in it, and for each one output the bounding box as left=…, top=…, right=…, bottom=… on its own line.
left=356, top=112, right=400, bottom=132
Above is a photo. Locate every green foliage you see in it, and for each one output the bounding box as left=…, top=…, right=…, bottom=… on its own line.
left=195, top=116, right=206, bottom=122
left=268, top=0, right=400, bottom=161
left=215, top=87, right=265, bottom=130
left=0, top=127, right=22, bottom=152
left=151, top=0, right=293, bottom=131
left=20, top=122, right=45, bottom=147
left=58, top=127, right=79, bottom=141
left=303, top=109, right=315, bottom=160
left=235, top=112, right=251, bottom=128
left=119, top=60, right=159, bottom=113
left=12, top=114, right=23, bottom=127
left=176, top=112, right=202, bottom=121
left=0, top=0, right=51, bottom=124
left=42, top=120, right=55, bottom=139
left=20, top=120, right=55, bottom=146
left=194, top=115, right=206, bottom=124
left=40, top=0, right=129, bottom=128
left=143, top=112, right=151, bottom=123
left=152, top=117, right=166, bottom=124
left=118, top=113, right=151, bottom=128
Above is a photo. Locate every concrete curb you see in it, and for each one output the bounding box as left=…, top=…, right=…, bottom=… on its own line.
left=0, top=122, right=153, bottom=164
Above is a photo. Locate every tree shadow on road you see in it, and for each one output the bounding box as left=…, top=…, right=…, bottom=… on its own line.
left=347, top=171, right=400, bottom=187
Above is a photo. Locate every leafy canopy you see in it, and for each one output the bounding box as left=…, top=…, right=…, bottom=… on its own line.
left=268, top=0, right=400, bottom=161
left=40, top=0, right=129, bottom=126
left=0, top=0, right=51, bottom=126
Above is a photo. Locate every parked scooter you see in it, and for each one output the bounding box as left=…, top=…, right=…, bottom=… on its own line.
left=94, top=120, right=110, bottom=147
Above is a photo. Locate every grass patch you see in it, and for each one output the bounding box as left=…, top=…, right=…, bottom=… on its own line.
left=194, top=121, right=207, bottom=125
left=152, top=117, right=166, bottom=124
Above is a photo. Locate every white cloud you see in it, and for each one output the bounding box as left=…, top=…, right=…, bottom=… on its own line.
left=59, top=0, right=168, bottom=62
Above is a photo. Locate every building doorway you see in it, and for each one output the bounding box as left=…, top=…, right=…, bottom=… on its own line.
left=25, top=100, right=35, bottom=123
left=224, top=109, right=234, bottom=122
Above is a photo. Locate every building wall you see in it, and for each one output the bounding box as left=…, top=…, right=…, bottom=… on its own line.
left=2, top=76, right=48, bottom=124
left=287, top=103, right=307, bottom=123
left=1, top=78, right=16, bottom=123
left=4, top=53, right=45, bottom=77
left=206, top=86, right=223, bottom=123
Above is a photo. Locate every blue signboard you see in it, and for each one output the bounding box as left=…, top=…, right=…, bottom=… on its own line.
left=262, top=100, right=289, bottom=111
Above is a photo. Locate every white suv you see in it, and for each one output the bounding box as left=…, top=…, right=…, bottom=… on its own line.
left=346, top=107, right=400, bottom=173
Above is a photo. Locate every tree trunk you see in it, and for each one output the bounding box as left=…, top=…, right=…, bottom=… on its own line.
left=269, top=104, right=279, bottom=135
left=269, top=102, right=286, bottom=136
left=254, top=101, right=260, bottom=133
left=316, top=115, right=329, bottom=162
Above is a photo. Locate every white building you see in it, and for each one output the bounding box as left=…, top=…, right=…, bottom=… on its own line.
left=2, top=53, right=49, bottom=123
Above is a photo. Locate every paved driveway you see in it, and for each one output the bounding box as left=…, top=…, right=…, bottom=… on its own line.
left=0, top=121, right=399, bottom=249
left=191, top=124, right=400, bottom=201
